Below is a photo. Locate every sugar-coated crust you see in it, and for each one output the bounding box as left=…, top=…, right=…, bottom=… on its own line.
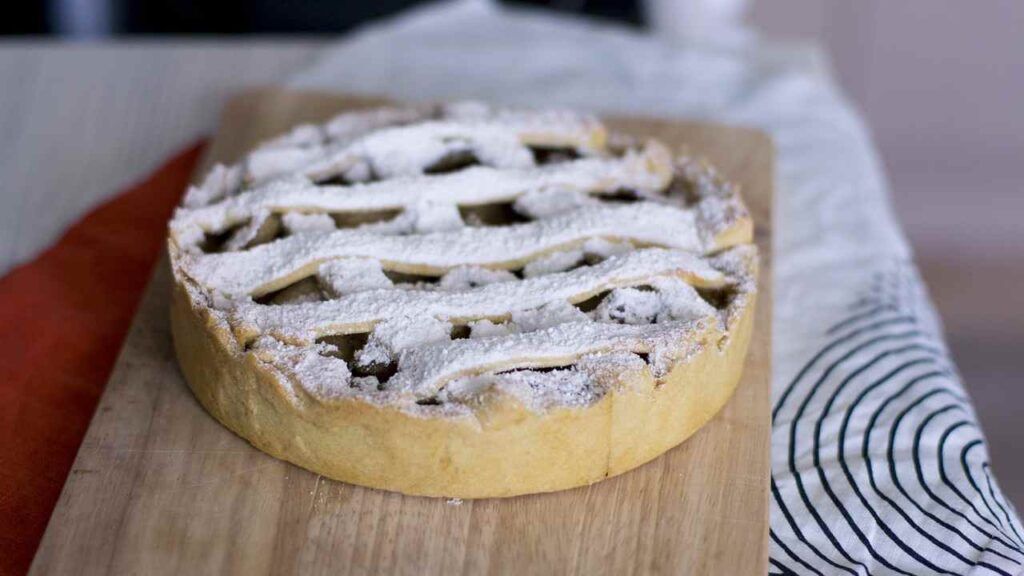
left=168, top=102, right=759, bottom=498
left=170, top=254, right=755, bottom=498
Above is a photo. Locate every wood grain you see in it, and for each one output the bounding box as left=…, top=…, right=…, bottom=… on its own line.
left=31, top=89, right=773, bottom=576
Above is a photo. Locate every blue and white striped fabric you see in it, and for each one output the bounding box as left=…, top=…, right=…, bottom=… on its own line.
left=291, top=2, right=1023, bottom=573
left=770, top=261, right=1024, bottom=575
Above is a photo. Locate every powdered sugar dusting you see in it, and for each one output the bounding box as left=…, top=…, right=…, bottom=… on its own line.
left=231, top=248, right=725, bottom=344
left=187, top=202, right=705, bottom=297
left=511, top=300, right=591, bottom=332
left=183, top=164, right=243, bottom=209
left=523, top=249, right=584, bottom=278
left=260, top=114, right=601, bottom=186
left=249, top=336, right=351, bottom=400
left=593, top=278, right=714, bottom=326
left=357, top=316, right=452, bottom=369
left=388, top=319, right=716, bottom=399
left=169, top=101, right=756, bottom=414
left=317, top=258, right=393, bottom=297
left=170, top=144, right=671, bottom=243
left=439, top=266, right=518, bottom=290
left=282, top=212, right=336, bottom=235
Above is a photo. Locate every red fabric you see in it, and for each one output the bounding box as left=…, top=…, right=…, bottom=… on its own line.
left=0, top=142, right=205, bottom=576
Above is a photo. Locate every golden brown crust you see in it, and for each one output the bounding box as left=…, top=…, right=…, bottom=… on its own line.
left=168, top=102, right=758, bottom=498
left=170, top=260, right=756, bottom=498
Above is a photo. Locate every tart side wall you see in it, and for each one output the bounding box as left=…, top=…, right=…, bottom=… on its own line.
left=170, top=260, right=756, bottom=499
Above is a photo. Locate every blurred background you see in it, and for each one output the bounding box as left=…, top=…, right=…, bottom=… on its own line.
left=4, top=0, right=1022, bottom=503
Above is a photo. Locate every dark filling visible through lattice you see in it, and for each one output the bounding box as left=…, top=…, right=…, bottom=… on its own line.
left=497, top=364, right=566, bottom=375
left=460, top=202, right=531, bottom=227
left=695, top=285, right=735, bottom=311
left=316, top=332, right=397, bottom=387
left=529, top=146, right=581, bottom=164
left=425, top=150, right=480, bottom=174
left=331, top=208, right=402, bottom=229
left=317, top=333, right=368, bottom=363
left=572, top=291, right=609, bottom=313
left=593, top=188, right=645, bottom=204
left=665, top=175, right=699, bottom=206
left=200, top=229, right=235, bottom=253
left=200, top=213, right=283, bottom=253
left=382, top=269, right=442, bottom=287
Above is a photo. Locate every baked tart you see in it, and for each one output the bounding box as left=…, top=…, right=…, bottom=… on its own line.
left=168, top=102, right=758, bottom=498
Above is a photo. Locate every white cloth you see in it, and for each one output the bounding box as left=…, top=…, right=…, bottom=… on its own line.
left=291, top=2, right=1024, bottom=574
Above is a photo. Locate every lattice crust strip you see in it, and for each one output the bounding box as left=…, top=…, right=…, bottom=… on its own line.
left=230, top=248, right=728, bottom=344
left=171, top=142, right=672, bottom=244
left=169, top=101, right=756, bottom=415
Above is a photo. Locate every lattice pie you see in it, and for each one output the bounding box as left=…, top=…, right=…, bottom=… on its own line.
left=168, top=102, right=758, bottom=497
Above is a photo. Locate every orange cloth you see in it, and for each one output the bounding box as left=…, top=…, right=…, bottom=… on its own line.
left=0, top=142, right=204, bottom=576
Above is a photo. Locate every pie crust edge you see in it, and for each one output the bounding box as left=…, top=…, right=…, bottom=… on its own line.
left=169, top=254, right=756, bottom=498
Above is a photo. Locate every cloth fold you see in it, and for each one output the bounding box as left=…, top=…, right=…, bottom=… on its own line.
left=0, top=142, right=204, bottom=576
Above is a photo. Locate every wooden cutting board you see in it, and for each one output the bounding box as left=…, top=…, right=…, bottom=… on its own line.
left=31, top=89, right=773, bottom=576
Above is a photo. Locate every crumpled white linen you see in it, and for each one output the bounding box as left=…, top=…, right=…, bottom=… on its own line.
left=290, top=2, right=1024, bottom=573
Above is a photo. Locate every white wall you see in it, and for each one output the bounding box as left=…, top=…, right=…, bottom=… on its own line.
left=750, top=0, right=1024, bottom=320
left=751, top=0, right=1024, bottom=506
